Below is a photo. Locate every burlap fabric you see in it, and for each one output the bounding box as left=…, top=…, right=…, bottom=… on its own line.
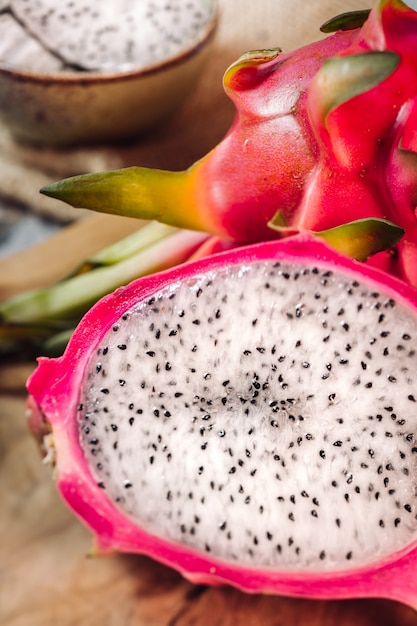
left=0, top=0, right=366, bottom=222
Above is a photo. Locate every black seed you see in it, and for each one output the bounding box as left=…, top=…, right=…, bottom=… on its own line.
left=117, top=344, right=127, bottom=350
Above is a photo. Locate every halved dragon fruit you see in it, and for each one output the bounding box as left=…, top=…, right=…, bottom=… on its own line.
left=27, top=234, right=417, bottom=608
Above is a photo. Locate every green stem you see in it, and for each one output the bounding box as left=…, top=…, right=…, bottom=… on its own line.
left=40, top=166, right=208, bottom=232
left=1, top=228, right=208, bottom=333
left=70, top=221, right=179, bottom=275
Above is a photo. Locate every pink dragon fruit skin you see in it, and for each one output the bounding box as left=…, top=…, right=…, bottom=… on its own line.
left=292, top=0, right=417, bottom=285
left=40, top=0, right=417, bottom=286
left=27, top=233, right=417, bottom=609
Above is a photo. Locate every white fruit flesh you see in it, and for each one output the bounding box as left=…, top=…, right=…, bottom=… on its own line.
left=10, top=0, right=215, bottom=71
left=78, top=260, right=417, bottom=571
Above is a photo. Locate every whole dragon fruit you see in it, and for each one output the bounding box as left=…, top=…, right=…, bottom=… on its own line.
left=28, top=234, right=417, bottom=608
left=41, top=0, right=417, bottom=286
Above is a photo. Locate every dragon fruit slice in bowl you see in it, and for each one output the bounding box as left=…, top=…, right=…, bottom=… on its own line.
left=0, top=0, right=218, bottom=145
left=27, top=234, right=417, bottom=609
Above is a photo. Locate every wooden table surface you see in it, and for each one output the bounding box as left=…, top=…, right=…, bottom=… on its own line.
left=2, top=216, right=417, bottom=625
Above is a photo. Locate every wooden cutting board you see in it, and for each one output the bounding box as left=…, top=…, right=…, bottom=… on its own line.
left=1, top=216, right=417, bottom=625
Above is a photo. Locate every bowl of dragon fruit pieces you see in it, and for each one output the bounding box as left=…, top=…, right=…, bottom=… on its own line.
left=0, top=0, right=218, bottom=146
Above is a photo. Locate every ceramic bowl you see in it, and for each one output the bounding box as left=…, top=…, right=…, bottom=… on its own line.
left=0, top=4, right=218, bottom=147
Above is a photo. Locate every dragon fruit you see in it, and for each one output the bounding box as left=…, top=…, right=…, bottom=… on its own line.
left=9, top=0, right=216, bottom=72
left=27, top=233, right=417, bottom=608
left=40, top=0, right=417, bottom=286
